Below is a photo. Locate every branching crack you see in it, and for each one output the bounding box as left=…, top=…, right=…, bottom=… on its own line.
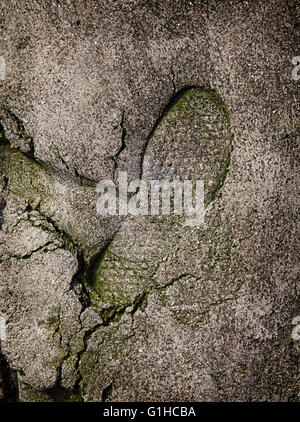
left=0, top=84, right=238, bottom=400
left=73, top=321, right=103, bottom=395
left=33, top=202, right=79, bottom=253
left=2, top=241, right=59, bottom=262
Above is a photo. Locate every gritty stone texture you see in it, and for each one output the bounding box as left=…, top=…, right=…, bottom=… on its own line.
left=0, top=0, right=299, bottom=402
left=0, top=56, right=5, bottom=81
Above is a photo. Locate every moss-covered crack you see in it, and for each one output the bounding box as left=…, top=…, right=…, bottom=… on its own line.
left=0, top=85, right=237, bottom=398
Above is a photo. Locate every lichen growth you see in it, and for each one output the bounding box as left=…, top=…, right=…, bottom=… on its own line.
left=162, top=87, right=233, bottom=205
left=0, top=145, right=52, bottom=207
left=87, top=86, right=237, bottom=328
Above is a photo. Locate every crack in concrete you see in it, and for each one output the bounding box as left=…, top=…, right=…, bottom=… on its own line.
left=1, top=240, right=60, bottom=262
left=0, top=84, right=236, bottom=399
left=111, top=110, right=127, bottom=178
left=0, top=107, right=35, bottom=158
left=170, top=64, right=177, bottom=94
left=54, top=147, right=69, bottom=172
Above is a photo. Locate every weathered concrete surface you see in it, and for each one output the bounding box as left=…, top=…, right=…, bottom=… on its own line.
left=0, top=0, right=299, bottom=401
